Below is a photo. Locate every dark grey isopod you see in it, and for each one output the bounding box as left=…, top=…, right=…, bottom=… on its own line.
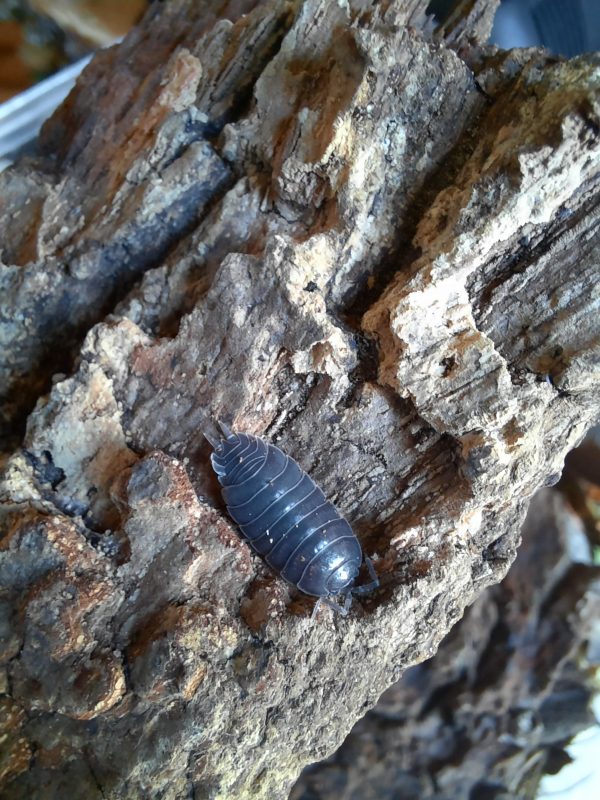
left=208, top=423, right=378, bottom=615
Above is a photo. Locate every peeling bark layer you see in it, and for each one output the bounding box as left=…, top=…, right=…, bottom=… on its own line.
left=0, top=1, right=599, bottom=798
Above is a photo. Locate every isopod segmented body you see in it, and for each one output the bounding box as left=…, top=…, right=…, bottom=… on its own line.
left=208, top=423, right=378, bottom=614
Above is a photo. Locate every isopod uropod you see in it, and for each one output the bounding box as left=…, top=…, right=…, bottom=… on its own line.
left=207, top=422, right=378, bottom=616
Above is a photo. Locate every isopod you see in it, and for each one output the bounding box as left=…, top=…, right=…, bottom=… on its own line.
left=207, top=422, right=378, bottom=616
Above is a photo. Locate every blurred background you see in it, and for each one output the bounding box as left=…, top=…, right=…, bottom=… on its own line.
left=0, top=0, right=145, bottom=101
left=1, top=2, right=599, bottom=798
left=0, top=0, right=146, bottom=167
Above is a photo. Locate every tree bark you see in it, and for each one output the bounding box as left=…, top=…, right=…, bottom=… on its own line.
left=1, top=1, right=599, bottom=798
left=290, top=472, right=600, bottom=800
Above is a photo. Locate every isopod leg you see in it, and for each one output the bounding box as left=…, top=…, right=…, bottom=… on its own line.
left=310, top=594, right=352, bottom=620
left=321, top=594, right=352, bottom=616
left=342, top=592, right=353, bottom=614
left=365, top=554, right=379, bottom=585
left=310, top=598, right=323, bottom=621
left=352, top=555, right=380, bottom=596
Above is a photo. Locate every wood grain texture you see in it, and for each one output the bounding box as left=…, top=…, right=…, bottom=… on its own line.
left=0, top=1, right=598, bottom=798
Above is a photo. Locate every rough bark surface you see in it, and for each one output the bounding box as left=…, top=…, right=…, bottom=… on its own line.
left=0, top=1, right=599, bottom=798
left=290, top=472, right=600, bottom=800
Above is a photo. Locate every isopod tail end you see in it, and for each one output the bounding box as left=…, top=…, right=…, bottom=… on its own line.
left=218, top=420, right=236, bottom=441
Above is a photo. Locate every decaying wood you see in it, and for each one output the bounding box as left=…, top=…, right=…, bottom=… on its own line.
left=291, top=478, right=600, bottom=800
left=0, top=1, right=599, bottom=798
